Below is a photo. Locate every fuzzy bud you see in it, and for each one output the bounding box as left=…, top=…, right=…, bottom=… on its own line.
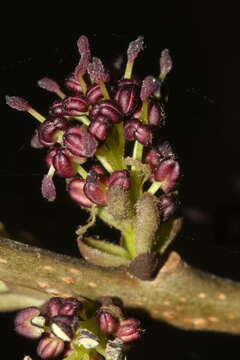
left=41, top=173, right=56, bottom=202
left=127, top=36, right=144, bottom=63
left=87, top=57, right=109, bottom=84
left=160, top=49, right=173, bottom=79
left=140, top=76, right=157, bottom=101
left=158, top=194, right=178, bottom=222
left=37, top=78, right=62, bottom=95
left=107, top=186, right=131, bottom=221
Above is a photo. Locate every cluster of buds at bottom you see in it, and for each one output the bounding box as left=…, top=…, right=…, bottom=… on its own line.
left=6, top=35, right=182, bottom=280
left=14, top=296, right=142, bottom=360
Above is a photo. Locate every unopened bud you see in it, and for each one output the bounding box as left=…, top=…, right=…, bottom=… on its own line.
left=49, top=100, right=64, bottom=118
left=148, top=99, right=166, bottom=127
left=64, top=126, right=98, bottom=158
left=52, top=148, right=77, bottom=178
left=62, top=95, right=89, bottom=116
left=68, top=178, right=94, bottom=208
left=86, top=84, right=104, bottom=104
left=108, top=170, right=131, bottom=191
left=96, top=311, right=119, bottom=335
left=158, top=194, right=178, bottom=222
left=114, top=84, right=140, bottom=116
left=154, top=159, right=180, bottom=193
left=15, top=307, right=44, bottom=339
left=65, top=75, right=83, bottom=95
left=38, top=117, right=69, bottom=147
left=37, top=335, right=64, bottom=359
left=88, top=115, right=113, bottom=141
left=115, top=318, right=142, bottom=342
left=90, top=100, right=123, bottom=124
left=49, top=316, right=75, bottom=341
left=84, top=171, right=108, bottom=206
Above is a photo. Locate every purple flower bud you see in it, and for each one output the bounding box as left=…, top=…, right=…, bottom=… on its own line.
left=87, top=57, right=109, bottom=84
left=140, top=76, right=157, bottom=101
left=5, top=95, right=30, bottom=111
left=65, top=75, right=83, bottom=95
left=49, top=100, right=64, bottom=118
left=144, top=148, right=162, bottom=171
left=68, top=178, right=94, bottom=208
left=60, top=297, right=83, bottom=316
left=160, top=49, right=173, bottom=79
left=62, top=95, right=89, bottom=116
left=124, top=118, right=140, bottom=141
left=115, top=318, right=142, bottom=343
left=127, top=36, right=144, bottom=63
left=52, top=148, right=77, bottom=178
left=37, top=78, right=62, bottom=95
left=148, top=99, right=166, bottom=127
left=84, top=171, right=108, bottom=206
left=154, top=159, right=180, bottom=193
left=135, top=123, right=152, bottom=146
left=37, top=335, right=64, bottom=359
left=90, top=100, right=123, bottom=124
left=88, top=115, right=113, bottom=141
left=38, top=117, right=69, bottom=147
left=41, top=297, right=64, bottom=318
left=114, top=84, right=140, bottom=116
left=96, top=311, right=119, bottom=335
left=108, top=170, right=131, bottom=191
left=64, top=126, right=98, bottom=158
left=158, top=194, right=178, bottom=222
left=15, top=307, right=44, bottom=339
left=86, top=84, right=104, bottom=104
left=41, top=173, right=56, bottom=202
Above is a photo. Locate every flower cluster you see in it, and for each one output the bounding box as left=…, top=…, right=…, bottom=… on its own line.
left=6, top=35, right=180, bottom=220
left=15, top=296, right=142, bottom=360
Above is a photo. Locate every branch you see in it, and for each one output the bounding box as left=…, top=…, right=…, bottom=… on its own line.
left=1, top=237, right=240, bottom=334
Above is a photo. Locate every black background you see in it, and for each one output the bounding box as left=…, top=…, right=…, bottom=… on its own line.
left=1, top=2, right=240, bottom=359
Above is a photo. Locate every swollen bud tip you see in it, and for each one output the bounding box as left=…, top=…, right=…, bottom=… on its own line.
left=87, top=57, right=108, bottom=84
left=160, top=49, right=173, bottom=79
left=5, top=95, right=29, bottom=111
left=37, top=78, right=61, bottom=94
left=127, top=36, right=144, bottom=62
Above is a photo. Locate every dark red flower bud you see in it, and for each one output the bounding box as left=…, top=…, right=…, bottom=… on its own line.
left=114, top=84, right=140, bottom=116
left=49, top=100, right=64, bottom=118
left=15, top=307, right=44, bottom=339
left=65, top=76, right=83, bottom=95
left=125, top=119, right=152, bottom=145
left=144, top=148, right=162, bottom=171
left=124, top=118, right=141, bottom=141
left=37, top=335, right=64, bottom=359
left=62, top=95, right=89, bottom=116
left=84, top=171, right=108, bottom=206
left=52, top=148, right=77, bottom=178
left=41, top=297, right=64, bottom=318
left=38, top=117, right=69, bottom=147
left=154, top=159, right=180, bottom=193
left=158, top=194, right=178, bottom=222
left=68, top=178, right=94, bottom=208
left=60, top=297, right=83, bottom=316
left=64, top=126, right=98, bottom=158
left=108, top=170, right=131, bottom=191
left=88, top=115, right=112, bottom=141
left=148, top=99, right=166, bottom=127
left=115, top=318, right=142, bottom=343
left=96, top=311, right=119, bottom=335
left=86, top=84, right=104, bottom=104
left=90, top=100, right=123, bottom=124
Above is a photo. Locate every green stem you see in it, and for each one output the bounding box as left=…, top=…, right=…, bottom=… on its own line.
left=74, top=115, right=90, bottom=126
left=124, top=60, right=133, bottom=79
left=76, top=165, right=88, bottom=179
left=147, top=181, right=163, bottom=195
